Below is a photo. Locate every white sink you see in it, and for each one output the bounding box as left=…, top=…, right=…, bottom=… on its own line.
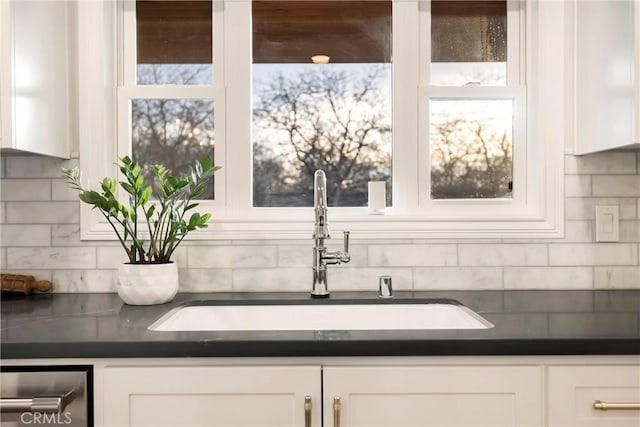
left=149, top=302, right=493, bottom=331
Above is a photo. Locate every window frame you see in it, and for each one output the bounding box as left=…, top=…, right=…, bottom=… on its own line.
left=418, top=1, right=528, bottom=217
left=118, top=0, right=226, bottom=211
left=77, top=0, right=565, bottom=241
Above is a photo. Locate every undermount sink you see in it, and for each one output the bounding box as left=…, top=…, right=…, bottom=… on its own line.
left=149, top=300, right=494, bottom=332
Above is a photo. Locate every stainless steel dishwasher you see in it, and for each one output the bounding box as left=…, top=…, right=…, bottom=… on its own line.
left=0, top=366, right=92, bottom=427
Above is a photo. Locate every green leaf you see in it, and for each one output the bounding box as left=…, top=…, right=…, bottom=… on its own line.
left=135, top=174, right=144, bottom=191
left=78, top=190, right=105, bottom=206
left=187, top=212, right=212, bottom=230
left=101, top=177, right=116, bottom=194
left=120, top=182, right=136, bottom=195
left=146, top=204, right=156, bottom=220
left=191, top=185, right=205, bottom=199
left=132, top=163, right=142, bottom=178
left=201, top=155, right=212, bottom=172
left=170, top=177, right=189, bottom=191
left=153, top=164, right=167, bottom=184
left=166, top=176, right=178, bottom=188
left=187, top=213, right=200, bottom=229
left=140, top=186, right=152, bottom=205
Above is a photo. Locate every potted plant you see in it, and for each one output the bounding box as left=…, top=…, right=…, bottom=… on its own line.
left=63, top=156, right=219, bottom=305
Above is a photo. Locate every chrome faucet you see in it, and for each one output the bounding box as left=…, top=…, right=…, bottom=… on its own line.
left=311, top=169, right=350, bottom=298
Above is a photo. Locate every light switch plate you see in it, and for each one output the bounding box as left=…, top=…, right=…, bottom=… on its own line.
left=595, top=205, right=619, bottom=242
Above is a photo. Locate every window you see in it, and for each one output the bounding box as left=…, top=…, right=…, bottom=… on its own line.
left=418, top=0, right=528, bottom=217
left=429, top=1, right=513, bottom=200
left=430, top=0, right=508, bottom=87
left=118, top=0, right=223, bottom=201
left=252, top=1, right=392, bottom=208
left=77, top=0, right=565, bottom=240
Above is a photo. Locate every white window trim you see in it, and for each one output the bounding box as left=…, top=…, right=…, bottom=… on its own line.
left=76, top=0, right=565, bottom=241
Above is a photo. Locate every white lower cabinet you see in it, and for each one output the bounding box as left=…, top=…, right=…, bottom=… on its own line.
left=547, top=365, right=640, bottom=426
left=7, top=355, right=635, bottom=427
left=323, top=366, right=542, bottom=427
left=102, top=364, right=542, bottom=427
left=103, top=365, right=322, bottom=427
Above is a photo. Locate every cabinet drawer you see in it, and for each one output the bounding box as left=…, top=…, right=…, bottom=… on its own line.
left=547, top=365, right=640, bottom=426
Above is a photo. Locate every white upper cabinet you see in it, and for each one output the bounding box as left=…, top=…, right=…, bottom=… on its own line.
left=0, top=0, right=71, bottom=158
left=574, top=0, right=639, bottom=154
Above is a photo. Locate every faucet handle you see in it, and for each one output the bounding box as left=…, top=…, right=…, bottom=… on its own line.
left=343, top=231, right=350, bottom=254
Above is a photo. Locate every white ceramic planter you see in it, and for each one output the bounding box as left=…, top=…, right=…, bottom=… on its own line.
left=117, top=262, right=179, bottom=305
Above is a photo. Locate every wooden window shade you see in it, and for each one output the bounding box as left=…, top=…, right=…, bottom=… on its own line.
left=252, top=1, right=391, bottom=64
left=136, top=0, right=212, bottom=64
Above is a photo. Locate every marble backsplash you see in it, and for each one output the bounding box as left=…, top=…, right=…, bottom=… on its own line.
left=1, top=152, right=639, bottom=292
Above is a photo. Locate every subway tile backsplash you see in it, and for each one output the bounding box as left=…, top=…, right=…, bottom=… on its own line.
left=457, top=244, right=548, bottom=266
left=565, top=197, right=638, bottom=220
left=6, top=201, right=79, bottom=224
left=1, top=153, right=639, bottom=292
left=564, top=152, right=637, bottom=174
left=548, top=243, right=638, bottom=266
left=6, top=247, right=97, bottom=270
left=592, top=175, right=640, bottom=197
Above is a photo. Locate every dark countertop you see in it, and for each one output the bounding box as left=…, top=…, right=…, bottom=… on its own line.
left=1, top=290, right=639, bottom=359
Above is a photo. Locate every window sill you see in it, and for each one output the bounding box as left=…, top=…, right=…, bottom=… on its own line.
left=81, top=209, right=564, bottom=241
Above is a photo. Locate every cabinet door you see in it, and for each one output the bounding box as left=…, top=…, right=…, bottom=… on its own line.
left=547, top=365, right=640, bottom=426
left=103, top=365, right=321, bottom=427
left=0, top=0, right=70, bottom=157
left=574, top=0, right=638, bottom=153
left=0, top=1, right=12, bottom=148
left=323, top=366, right=542, bottom=427
left=636, top=0, right=640, bottom=145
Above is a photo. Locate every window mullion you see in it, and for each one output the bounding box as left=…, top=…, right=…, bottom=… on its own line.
left=393, top=0, right=421, bottom=213
left=507, top=0, right=523, bottom=85
left=223, top=0, right=252, bottom=214
left=212, top=1, right=226, bottom=210
left=213, top=0, right=225, bottom=88
left=417, top=0, right=431, bottom=210
left=418, top=0, right=431, bottom=86
left=121, top=0, right=136, bottom=85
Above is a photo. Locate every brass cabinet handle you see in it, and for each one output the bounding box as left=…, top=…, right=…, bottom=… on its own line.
left=333, top=396, right=341, bottom=427
left=304, top=395, right=312, bottom=427
left=594, top=400, right=640, bottom=411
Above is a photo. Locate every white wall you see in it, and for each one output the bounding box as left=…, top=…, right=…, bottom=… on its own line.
left=0, top=151, right=639, bottom=292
